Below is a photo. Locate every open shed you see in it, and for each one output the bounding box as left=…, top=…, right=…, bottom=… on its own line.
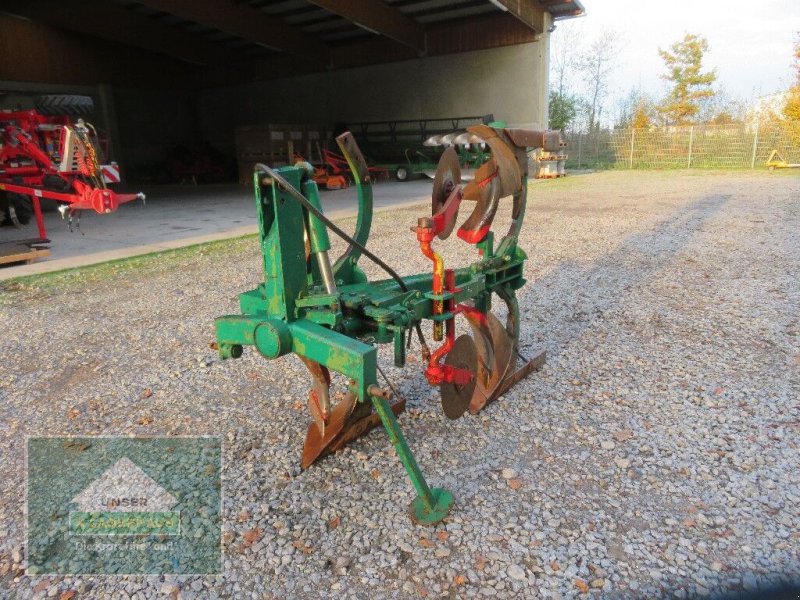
left=0, top=0, right=583, bottom=178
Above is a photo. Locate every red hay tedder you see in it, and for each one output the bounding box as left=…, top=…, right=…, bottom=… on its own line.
left=0, top=94, right=143, bottom=263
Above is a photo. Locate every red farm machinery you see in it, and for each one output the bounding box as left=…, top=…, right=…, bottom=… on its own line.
left=0, top=94, right=143, bottom=264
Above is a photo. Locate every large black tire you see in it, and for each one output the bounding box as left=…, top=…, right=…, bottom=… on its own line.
left=0, top=192, right=33, bottom=226
left=35, top=94, right=94, bottom=116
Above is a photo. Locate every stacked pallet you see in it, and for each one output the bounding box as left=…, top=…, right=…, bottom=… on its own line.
left=234, top=124, right=328, bottom=184
left=0, top=239, right=50, bottom=266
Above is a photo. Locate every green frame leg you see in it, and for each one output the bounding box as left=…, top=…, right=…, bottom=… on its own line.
left=370, top=395, right=454, bottom=525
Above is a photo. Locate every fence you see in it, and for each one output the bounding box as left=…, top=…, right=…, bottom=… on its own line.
left=563, top=122, right=800, bottom=170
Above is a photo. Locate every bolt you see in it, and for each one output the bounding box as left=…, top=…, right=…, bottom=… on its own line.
left=367, top=385, right=392, bottom=400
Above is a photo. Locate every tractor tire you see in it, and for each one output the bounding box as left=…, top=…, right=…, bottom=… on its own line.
left=35, top=94, right=94, bottom=116
left=0, top=192, right=33, bottom=227
left=395, top=166, right=409, bottom=182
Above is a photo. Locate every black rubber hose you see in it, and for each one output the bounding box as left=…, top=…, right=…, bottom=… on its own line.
left=255, top=164, right=431, bottom=358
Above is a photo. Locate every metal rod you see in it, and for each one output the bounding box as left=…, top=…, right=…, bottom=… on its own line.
left=629, top=128, right=635, bottom=169
left=750, top=119, right=760, bottom=169
left=316, top=250, right=337, bottom=295
left=687, top=126, right=694, bottom=169
left=370, top=394, right=436, bottom=509
left=257, top=164, right=431, bottom=367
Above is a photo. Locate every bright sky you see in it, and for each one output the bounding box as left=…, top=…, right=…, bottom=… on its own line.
left=552, top=0, right=799, bottom=106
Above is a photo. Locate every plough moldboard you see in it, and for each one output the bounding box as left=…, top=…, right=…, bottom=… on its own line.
left=215, top=124, right=564, bottom=524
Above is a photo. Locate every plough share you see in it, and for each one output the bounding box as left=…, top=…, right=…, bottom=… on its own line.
left=215, top=124, right=564, bottom=524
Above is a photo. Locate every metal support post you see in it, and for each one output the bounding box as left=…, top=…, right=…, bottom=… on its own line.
left=629, top=128, right=635, bottom=169
left=687, top=126, right=694, bottom=169
left=750, top=119, right=760, bottom=169
left=370, top=394, right=453, bottom=525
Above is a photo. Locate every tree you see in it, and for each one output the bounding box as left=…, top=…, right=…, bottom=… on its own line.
left=576, top=30, right=620, bottom=131
left=550, top=22, right=583, bottom=97
left=615, top=89, right=656, bottom=129
left=784, top=33, right=800, bottom=121
left=631, top=102, right=653, bottom=129
left=658, top=33, right=717, bottom=125
left=793, top=32, right=800, bottom=84
left=548, top=22, right=583, bottom=132
left=700, top=86, right=746, bottom=124
left=548, top=91, right=578, bottom=131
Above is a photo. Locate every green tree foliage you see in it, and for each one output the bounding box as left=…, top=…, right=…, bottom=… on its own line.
left=784, top=33, right=800, bottom=121
left=548, top=91, right=578, bottom=131
left=658, top=33, right=717, bottom=125
left=616, top=89, right=656, bottom=129
left=631, top=103, right=653, bottom=129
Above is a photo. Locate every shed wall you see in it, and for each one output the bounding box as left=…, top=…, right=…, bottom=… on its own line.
left=198, top=41, right=548, bottom=156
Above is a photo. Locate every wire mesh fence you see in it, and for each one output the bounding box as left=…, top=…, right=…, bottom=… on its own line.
left=563, top=121, right=800, bottom=170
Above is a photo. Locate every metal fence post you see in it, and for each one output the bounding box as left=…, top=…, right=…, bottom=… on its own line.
left=629, top=128, right=635, bottom=169
left=687, top=126, right=694, bottom=168
left=750, top=119, right=760, bottom=169
left=577, top=134, right=582, bottom=169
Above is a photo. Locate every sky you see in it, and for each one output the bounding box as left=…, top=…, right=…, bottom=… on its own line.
left=551, top=0, right=800, bottom=118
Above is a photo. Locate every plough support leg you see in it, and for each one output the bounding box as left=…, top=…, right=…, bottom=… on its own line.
left=370, top=394, right=453, bottom=525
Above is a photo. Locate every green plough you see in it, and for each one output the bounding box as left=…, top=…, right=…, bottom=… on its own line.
left=215, top=125, right=564, bottom=524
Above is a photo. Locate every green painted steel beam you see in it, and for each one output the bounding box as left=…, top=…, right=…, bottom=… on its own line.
left=289, top=320, right=377, bottom=401
left=370, top=394, right=453, bottom=525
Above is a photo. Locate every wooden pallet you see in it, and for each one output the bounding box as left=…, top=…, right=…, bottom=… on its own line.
left=0, top=239, right=51, bottom=266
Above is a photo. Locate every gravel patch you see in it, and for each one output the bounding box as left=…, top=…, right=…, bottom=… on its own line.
left=1, top=170, right=798, bottom=598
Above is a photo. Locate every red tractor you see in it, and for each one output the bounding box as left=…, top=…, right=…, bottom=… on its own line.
left=0, top=94, right=143, bottom=251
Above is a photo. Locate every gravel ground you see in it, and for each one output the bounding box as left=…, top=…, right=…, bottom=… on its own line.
left=1, top=169, right=798, bottom=599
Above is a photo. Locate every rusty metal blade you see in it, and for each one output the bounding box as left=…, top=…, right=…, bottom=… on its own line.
left=468, top=311, right=515, bottom=414
left=440, top=334, right=477, bottom=420
left=485, top=310, right=515, bottom=393
left=490, top=349, right=546, bottom=400
left=301, top=395, right=406, bottom=468
left=299, top=357, right=331, bottom=435
left=432, top=147, right=461, bottom=240
left=458, top=175, right=499, bottom=244
left=466, top=125, right=521, bottom=197
left=462, top=159, right=497, bottom=201
left=423, top=134, right=443, bottom=147
left=302, top=392, right=357, bottom=468
left=336, top=131, right=369, bottom=184
left=463, top=309, right=496, bottom=405
left=328, top=398, right=405, bottom=455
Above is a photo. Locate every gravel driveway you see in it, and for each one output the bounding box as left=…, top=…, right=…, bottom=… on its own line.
left=1, top=170, right=798, bottom=599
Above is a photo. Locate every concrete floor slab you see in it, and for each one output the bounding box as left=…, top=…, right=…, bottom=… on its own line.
left=0, top=179, right=431, bottom=280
